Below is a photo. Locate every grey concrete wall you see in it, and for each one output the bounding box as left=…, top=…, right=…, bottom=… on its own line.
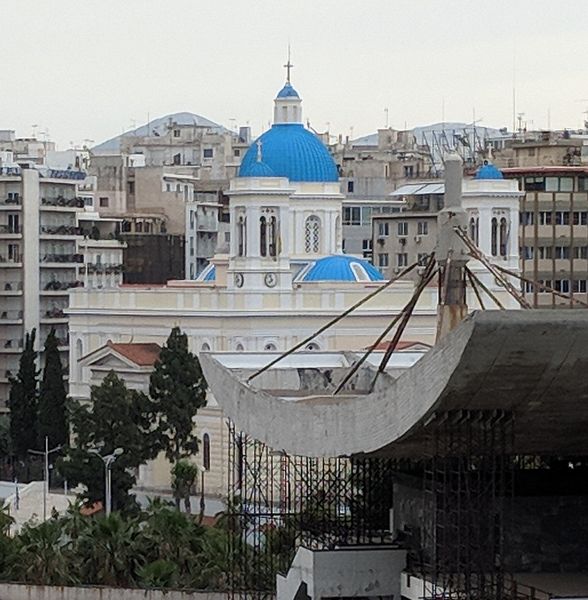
left=0, top=584, right=227, bottom=600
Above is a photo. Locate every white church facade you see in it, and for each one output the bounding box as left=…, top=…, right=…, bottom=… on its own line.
left=67, top=76, right=522, bottom=495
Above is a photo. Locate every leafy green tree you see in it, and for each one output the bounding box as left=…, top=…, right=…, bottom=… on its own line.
left=171, top=459, right=199, bottom=513
left=149, top=326, right=207, bottom=468
left=0, top=415, right=11, bottom=459
left=37, top=329, right=68, bottom=449
left=8, top=329, right=39, bottom=459
left=58, top=372, right=158, bottom=512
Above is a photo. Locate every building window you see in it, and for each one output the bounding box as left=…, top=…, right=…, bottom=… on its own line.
left=264, top=342, right=277, bottom=351
left=235, top=342, right=244, bottom=352
left=491, top=217, right=498, bottom=257
left=8, top=244, right=20, bottom=262
left=521, top=211, right=534, bottom=226
left=555, top=280, right=570, bottom=293
left=469, top=216, right=479, bottom=245
left=237, top=215, right=246, bottom=257
left=573, top=246, right=588, bottom=259
left=499, top=217, right=508, bottom=257
left=538, top=246, right=553, bottom=260
left=555, top=246, right=571, bottom=259
left=573, top=211, right=588, bottom=225
left=397, top=222, right=408, bottom=236
left=555, top=211, right=570, bottom=225
left=572, top=280, right=587, bottom=293
left=268, top=216, right=277, bottom=257
left=417, top=253, right=428, bottom=265
left=259, top=216, right=267, bottom=257
left=305, top=342, right=320, bottom=351
left=128, top=181, right=135, bottom=195
left=343, top=206, right=361, bottom=226
left=362, top=239, right=373, bottom=251
left=417, top=221, right=428, bottom=235
left=166, top=183, right=171, bottom=192
left=524, top=177, right=545, bottom=191
left=203, top=148, right=214, bottom=159
left=397, top=253, right=408, bottom=267
left=347, top=180, right=355, bottom=193
left=173, top=129, right=180, bottom=138
left=378, top=222, right=389, bottom=237
left=378, top=253, right=389, bottom=267
left=234, top=149, right=240, bottom=157
left=203, top=433, right=210, bottom=471
left=404, top=165, right=414, bottom=178
left=539, top=211, right=552, bottom=226
left=304, top=216, right=321, bottom=253
left=99, top=197, right=109, bottom=208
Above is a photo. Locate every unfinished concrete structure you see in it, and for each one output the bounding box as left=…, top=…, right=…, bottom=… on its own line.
left=202, top=156, right=588, bottom=600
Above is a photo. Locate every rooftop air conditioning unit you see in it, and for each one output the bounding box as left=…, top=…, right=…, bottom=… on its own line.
left=399, top=237, right=407, bottom=245
left=377, top=236, right=386, bottom=244
left=415, top=236, right=422, bottom=243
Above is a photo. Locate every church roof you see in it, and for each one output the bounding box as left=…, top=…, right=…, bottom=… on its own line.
left=296, top=255, right=384, bottom=282
left=106, top=342, right=161, bottom=366
left=239, top=124, right=339, bottom=182
left=276, top=82, right=300, bottom=98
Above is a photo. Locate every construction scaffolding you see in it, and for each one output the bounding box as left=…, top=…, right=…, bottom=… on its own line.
left=419, top=410, right=515, bottom=600
left=226, top=421, right=400, bottom=599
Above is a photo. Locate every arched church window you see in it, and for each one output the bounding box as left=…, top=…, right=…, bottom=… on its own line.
left=75, top=338, right=83, bottom=381
left=491, top=218, right=498, bottom=257
left=264, top=342, right=277, bottom=351
left=259, top=216, right=267, bottom=257
left=201, top=342, right=211, bottom=352
left=235, top=343, right=244, bottom=352
left=499, top=217, right=508, bottom=257
left=269, top=216, right=277, bottom=257
left=304, top=216, right=321, bottom=253
left=203, top=433, right=210, bottom=471
left=469, top=217, right=476, bottom=242
left=237, top=215, right=246, bottom=257
left=305, top=342, right=320, bottom=351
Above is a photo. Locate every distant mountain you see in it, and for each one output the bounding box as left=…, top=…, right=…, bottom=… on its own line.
left=92, top=112, right=229, bottom=154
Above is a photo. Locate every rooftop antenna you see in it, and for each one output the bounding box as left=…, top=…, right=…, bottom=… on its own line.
left=512, top=42, right=517, bottom=134
left=31, top=124, right=38, bottom=139
left=384, top=108, right=389, bottom=128
left=284, top=44, right=294, bottom=83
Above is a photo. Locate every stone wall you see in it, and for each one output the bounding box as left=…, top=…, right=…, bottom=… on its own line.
left=0, top=584, right=226, bottom=600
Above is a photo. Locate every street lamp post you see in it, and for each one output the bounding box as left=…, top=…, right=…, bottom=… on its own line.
left=199, top=467, right=208, bottom=522
left=27, top=436, right=62, bottom=522
left=89, top=448, right=124, bottom=516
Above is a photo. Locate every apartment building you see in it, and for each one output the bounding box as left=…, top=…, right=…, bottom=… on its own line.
left=90, top=113, right=246, bottom=279
left=0, top=157, right=124, bottom=406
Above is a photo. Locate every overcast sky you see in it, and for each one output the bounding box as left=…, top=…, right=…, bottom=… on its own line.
left=1, top=0, right=587, bottom=149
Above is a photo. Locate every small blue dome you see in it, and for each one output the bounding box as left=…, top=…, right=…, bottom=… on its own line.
left=276, top=83, right=300, bottom=98
left=196, top=264, right=215, bottom=282
left=296, top=255, right=384, bottom=283
left=239, top=124, right=339, bottom=182
left=475, top=162, right=503, bottom=180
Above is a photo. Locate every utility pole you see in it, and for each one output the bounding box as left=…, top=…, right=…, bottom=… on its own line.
left=27, top=436, right=62, bottom=522
left=89, top=448, right=124, bottom=516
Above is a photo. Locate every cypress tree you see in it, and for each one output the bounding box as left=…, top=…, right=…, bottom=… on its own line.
left=149, top=327, right=207, bottom=464
left=8, top=329, right=39, bottom=458
left=38, top=329, right=68, bottom=449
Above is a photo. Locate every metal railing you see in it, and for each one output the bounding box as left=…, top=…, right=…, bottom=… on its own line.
left=39, top=225, right=80, bottom=235
left=42, top=280, right=83, bottom=291
left=1, top=281, right=23, bottom=291
left=0, top=310, right=23, bottom=320
left=40, top=253, right=83, bottom=263
left=0, top=225, right=22, bottom=234
left=41, top=196, right=85, bottom=208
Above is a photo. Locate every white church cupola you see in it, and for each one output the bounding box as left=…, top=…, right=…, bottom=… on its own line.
left=273, top=52, right=302, bottom=125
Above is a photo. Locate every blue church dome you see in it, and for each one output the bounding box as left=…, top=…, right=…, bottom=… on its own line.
left=245, top=160, right=275, bottom=177
left=239, top=124, right=339, bottom=182
left=276, top=82, right=300, bottom=98
left=296, top=255, right=384, bottom=283
left=475, top=161, right=503, bottom=180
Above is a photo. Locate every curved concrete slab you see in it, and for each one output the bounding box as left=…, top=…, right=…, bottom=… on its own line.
left=201, top=310, right=588, bottom=458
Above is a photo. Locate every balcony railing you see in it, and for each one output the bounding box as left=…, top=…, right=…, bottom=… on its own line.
left=43, top=280, right=83, bottom=291
left=0, top=255, right=21, bottom=264
left=0, top=310, right=23, bottom=320
left=41, top=196, right=85, bottom=208
left=2, top=281, right=23, bottom=292
left=40, top=225, right=80, bottom=235
left=0, top=225, right=22, bottom=234
left=0, top=196, right=21, bottom=206
left=81, top=263, right=124, bottom=275
left=44, top=307, right=65, bottom=318
left=1, top=338, right=23, bottom=349
left=41, top=253, right=84, bottom=263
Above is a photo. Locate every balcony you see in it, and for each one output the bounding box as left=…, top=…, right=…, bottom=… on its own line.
left=1, top=281, right=22, bottom=294
left=80, top=263, right=123, bottom=275
left=40, top=196, right=85, bottom=208
left=42, top=280, right=83, bottom=292
left=40, top=225, right=81, bottom=236
left=0, top=309, right=23, bottom=324
left=0, top=255, right=22, bottom=267
left=40, top=253, right=84, bottom=264
left=0, top=338, right=23, bottom=353
left=0, top=225, right=22, bottom=236
left=0, top=197, right=21, bottom=209
left=42, top=307, right=66, bottom=322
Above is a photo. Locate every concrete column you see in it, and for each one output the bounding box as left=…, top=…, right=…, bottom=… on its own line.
left=246, top=206, right=260, bottom=257
left=21, top=170, right=40, bottom=349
